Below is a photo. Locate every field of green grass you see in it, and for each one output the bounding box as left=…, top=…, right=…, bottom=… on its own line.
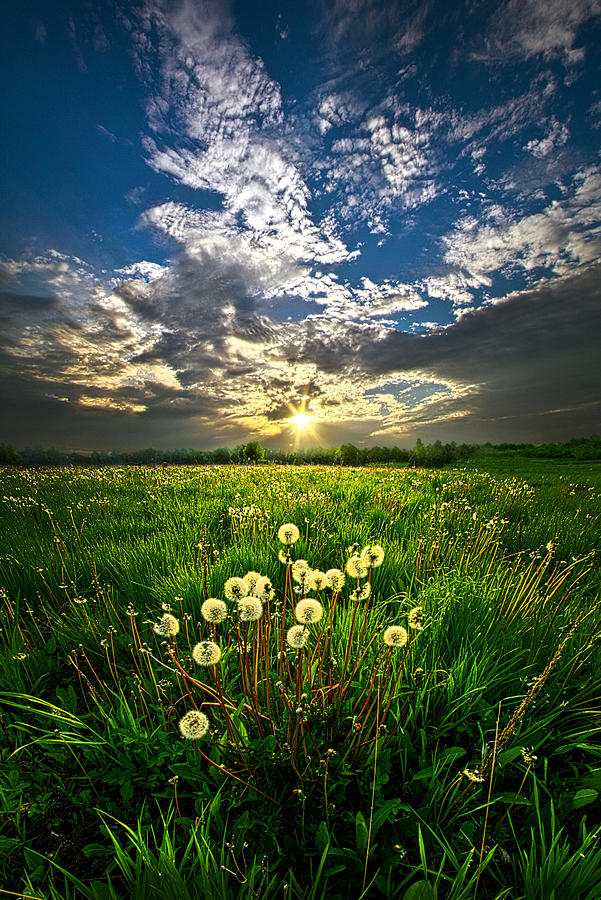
left=0, top=462, right=600, bottom=899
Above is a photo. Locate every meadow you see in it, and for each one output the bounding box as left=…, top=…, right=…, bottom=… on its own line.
left=0, top=461, right=600, bottom=899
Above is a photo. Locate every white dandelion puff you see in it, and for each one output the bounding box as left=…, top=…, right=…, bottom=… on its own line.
left=383, top=625, right=408, bottom=648
left=153, top=613, right=180, bottom=637
left=238, top=597, right=263, bottom=622
left=192, top=640, right=221, bottom=666
left=295, top=598, right=323, bottom=625
left=346, top=555, right=369, bottom=579
left=311, top=570, right=329, bottom=591
left=178, top=710, right=209, bottom=740
left=278, top=523, right=300, bottom=545
left=360, top=545, right=385, bottom=568
left=254, top=575, right=274, bottom=601
left=287, top=625, right=309, bottom=649
left=200, top=598, right=228, bottom=624
left=325, top=568, right=345, bottom=591
left=223, top=577, right=248, bottom=602
left=407, top=606, right=424, bottom=631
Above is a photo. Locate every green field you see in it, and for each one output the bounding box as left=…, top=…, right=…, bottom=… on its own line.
left=0, top=462, right=600, bottom=899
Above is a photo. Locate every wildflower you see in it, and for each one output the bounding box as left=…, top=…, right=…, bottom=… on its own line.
left=254, top=575, right=274, bottom=601
left=243, top=571, right=262, bottom=593
left=408, top=606, right=424, bottom=630
left=286, top=625, right=309, bottom=650
left=311, top=570, right=329, bottom=591
left=179, top=710, right=209, bottom=740
left=201, top=598, right=228, bottom=624
left=153, top=613, right=180, bottom=638
left=295, top=598, right=323, bottom=624
left=350, top=582, right=371, bottom=602
left=238, top=597, right=263, bottom=622
left=278, top=523, right=300, bottom=545
left=192, top=640, right=221, bottom=666
left=346, top=555, right=369, bottom=579
left=278, top=549, right=291, bottom=565
left=383, top=625, right=408, bottom=648
left=325, top=568, right=345, bottom=591
left=360, top=545, right=385, bottom=568
left=462, top=768, right=484, bottom=783
left=292, top=559, right=310, bottom=578
left=223, top=577, right=248, bottom=602
left=521, top=747, right=538, bottom=766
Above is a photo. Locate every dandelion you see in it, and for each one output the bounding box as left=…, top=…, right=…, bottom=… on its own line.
left=179, top=710, right=209, bottom=740
left=153, top=613, right=180, bottom=637
left=462, top=768, right=484, bottom=783
left=287, top=625, right=309, bottom=649
left=223, top=577, right=248, bottom=602
left=201, top=598, right=228, bottom=624
left=292, top=559, right=310, bottom=578
left=238, top=597, right=263, bottom=622
left=311, top=570, right=329, bottom=591
left=325, top=568, right=345, bottom=591
left=278, top=523, right=300, bottom=545
left=278, top=549, right=291, bottom=564
left=350, top=582, right=371, bottom=602
left=243, top=571, right=262, bottom=593
left=383, top=625, right=408, bottom=648
left=254, top=575, right=274, bottom=601
left=346, top=555, right=369, bottom=579
left=192, top=640, right=221, bottom=666
left=360, top=545, right=385, bottom=568
left=408, top=606, right=424, bottom=630
left=295, top=598, right=323, bottom=624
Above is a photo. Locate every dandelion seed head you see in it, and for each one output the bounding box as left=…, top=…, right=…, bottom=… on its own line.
left=243, top=571, right=262, bottom=593
left=311, top=570, right=329, bottom=591
left=295, top=598, right=323, bottom=624
left=192, top=640, right=221, bottom=666
left=325, top=568, right=345, bottom=591
left=153, top=613, right=180, bottom=637
left=287, top=625, right=308, bottom=648
left=278, top=523, right=300, bottom=545
left=360, top=545, right=385, bottom=568
left=278, top=549, right=291, bottom=565
left=201, top=598, right=228, bottom=624
left=238, top=596, right=263, bottom=622
left=462, top=768, right=484, bottom=782
left=408, top=606, right=424, bottom=630
left=254, top=575, right=274, bottom=601
left=223, top=577, right=248, bottom=602
left=383, top=625, right=408, bottom=648
left=346, top=555, right=369, bottom=579
left=179, top=709, right=209, bottom=740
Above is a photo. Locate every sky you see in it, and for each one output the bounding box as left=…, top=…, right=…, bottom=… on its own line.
left=2, top=0, right=601, bottom=452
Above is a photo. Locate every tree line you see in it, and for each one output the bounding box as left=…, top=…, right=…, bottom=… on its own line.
left=1, top=434, right=600, bottom=467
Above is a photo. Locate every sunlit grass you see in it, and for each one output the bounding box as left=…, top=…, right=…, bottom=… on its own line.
left=0, top=462, right=600, bottom=898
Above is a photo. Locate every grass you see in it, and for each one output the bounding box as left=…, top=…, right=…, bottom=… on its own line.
left=0, top=461, right=599, bottom=899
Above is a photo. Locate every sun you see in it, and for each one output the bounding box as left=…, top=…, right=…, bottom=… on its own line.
left=284, top=401, right=319, bottom=447
left=290, top=410, right=312, bottom=429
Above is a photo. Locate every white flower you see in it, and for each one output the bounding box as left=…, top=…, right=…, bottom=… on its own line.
left=237, top=597, right=263, bottom=622
left=311, top=570, right=329, bottom=591
left=243, top=571, right=262, bottom=593
left=295, top=598, right=323, bottom=625
left=383, top=626, right=408, bottom=648
left=192, top=640, right=221, bottom=666
left=346, top=555, right=369, bottom=579
left=360, top=545, right=385, bottom=568
left=179, top=710, right=209, bottom=740
left=153, top=613, right=180, bottom=637
left=325, top=568, right=345, bottom=591
left=200, top=598, right=228, bottom=624
left=254, top=575, right=274, bottom=601
left=407, top=606, right=424, bottom=630
left=278, top=523, right=300, bottom=545
left=223, top=577, right=248, bottom=602
left=287, top=625, right=309, bottom=649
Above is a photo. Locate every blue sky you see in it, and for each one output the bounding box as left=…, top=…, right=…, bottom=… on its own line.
left=2, top=0, right=601, bottom=450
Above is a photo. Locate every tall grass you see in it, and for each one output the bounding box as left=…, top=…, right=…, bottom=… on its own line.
left=0, top=462, right=599, bottom=898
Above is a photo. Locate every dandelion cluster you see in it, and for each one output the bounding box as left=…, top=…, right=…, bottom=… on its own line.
left=153, top=613, right=180, bottom=637
left=192, top=640, right=221, bottom=666
left=178, top=710, right=209, bottom=740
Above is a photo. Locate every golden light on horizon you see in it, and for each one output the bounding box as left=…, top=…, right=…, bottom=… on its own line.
left=284, top=400, right=319, bottom=447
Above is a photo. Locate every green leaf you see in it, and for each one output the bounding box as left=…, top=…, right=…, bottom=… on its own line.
left=438, top=746, right=466, bottom=764
left=355, top=810, right=368, bottom=854
left=570, top=788, right=598, bottom=809
left=316, top=821, right=329, bottom=855
left=403, top=880, right=437, bottom=900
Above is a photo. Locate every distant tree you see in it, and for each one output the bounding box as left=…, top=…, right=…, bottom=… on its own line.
left=337, top=443, right=360, bottom=466
left=242, top=441, right=265, bottom=463
left=0, top=443, right=19, bottom=464
left=213, top=447, right=231, bottom=464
